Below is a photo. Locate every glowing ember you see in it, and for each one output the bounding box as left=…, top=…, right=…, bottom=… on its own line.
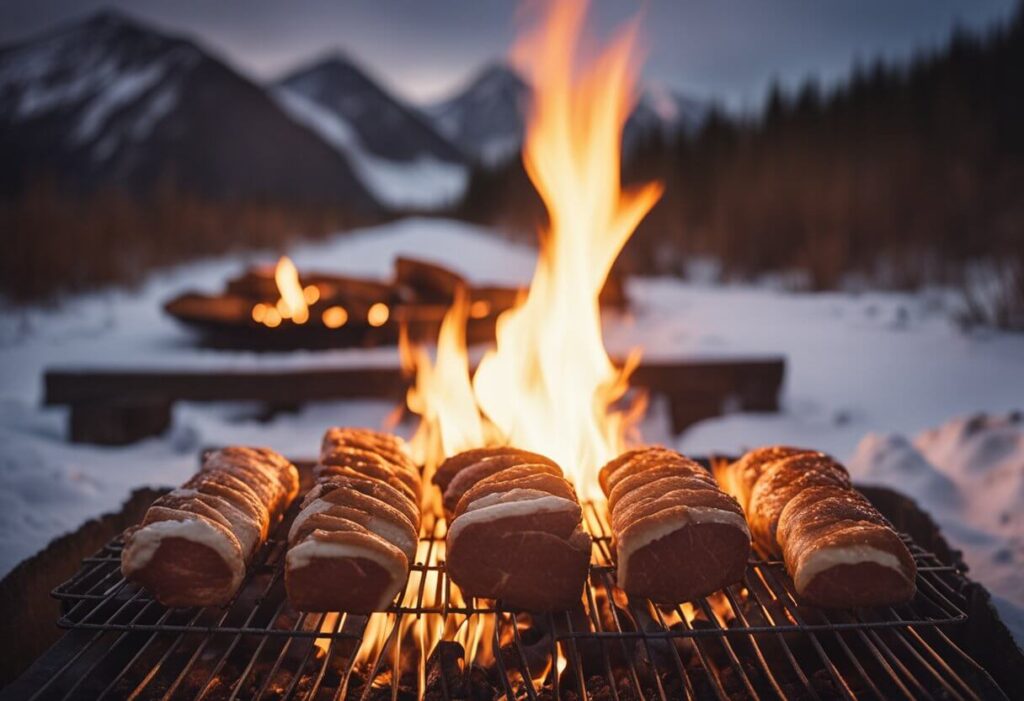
left=404, top=0, right=661, bottom=497
left=367, top=302, right=390, bottom=327
left=322, top=305, right=349, bottom=329
left=251, top=302, right=268, bottom=323
left=263, top=307, right=282, bottom=328
left=469, top=300, right=491, bottom=318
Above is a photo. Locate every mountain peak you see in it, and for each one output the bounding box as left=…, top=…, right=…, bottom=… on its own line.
left=471, top=62, right=527, bottom=88
left=286, top=50, right=363, bottom=80
left=82, top=7, right=136, bottom=29
left=276, top=53, right=465, bottom=166
left=424, top=61, right=707, bottom=166
left=0, top=9, right=377, bottom=210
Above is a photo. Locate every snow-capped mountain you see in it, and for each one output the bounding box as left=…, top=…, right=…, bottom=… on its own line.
left=424, top=63, right=708, bottom=167
left=275, top=56, right=468, bottom=209
left=0, top=11, right=376, bottom=210
left=425, top=63, right=530, bottom=167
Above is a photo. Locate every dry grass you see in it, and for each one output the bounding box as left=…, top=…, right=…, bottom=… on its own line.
left=0, top=180, right=373, bottom=302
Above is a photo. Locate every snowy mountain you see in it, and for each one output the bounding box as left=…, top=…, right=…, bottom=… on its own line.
left=425, top=64, right=530, bottom=167
left=275, top=56, right=468, bottom=209
left=0, top=11, right=377, bottom=210
left=424, top=63, right=708, bottom=167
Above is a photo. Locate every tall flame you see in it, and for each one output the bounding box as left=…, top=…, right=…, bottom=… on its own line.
left=403, top=0, right=661, bottom=499
left=473, top=0, right=662, bottom=497
left=402, top=287, right=488, bottom=477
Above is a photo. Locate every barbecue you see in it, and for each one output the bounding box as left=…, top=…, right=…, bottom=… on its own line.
left=3, top=3, right=1021, bottom=700
left=8, top=456, right=1016, bottom=700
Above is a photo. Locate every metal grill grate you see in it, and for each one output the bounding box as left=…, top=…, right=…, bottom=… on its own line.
left=38, top=497, right=1009, bottom=700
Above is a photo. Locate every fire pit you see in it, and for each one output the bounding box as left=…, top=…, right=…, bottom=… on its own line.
left=163, top=256, right=536, bottom=351
left=5, top=458, right=1016, bottom=700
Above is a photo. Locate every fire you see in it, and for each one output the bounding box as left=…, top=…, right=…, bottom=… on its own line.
left=274, top=256, right=310, bottom=324
left=403, top=0, right=661, bottom=497
left=252, top=256, right=318, bottom=327
left=322, top=305, right=349, bottom=329
left=403, top=288, right=488, bottom=476
left=367, top=302, right=390, bottom=327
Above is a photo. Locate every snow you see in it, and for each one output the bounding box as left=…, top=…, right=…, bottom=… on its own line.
left=0, top=21, right=198, bottom=161
left=848, top=415, right=1024, bottom=640
left=74, top=63, right=167, bottom=143
left=275, top=88, right=467, bottom=209
left=129, top=84, right=178, bottom=141
left=1, top=216, right=1022, bottom=644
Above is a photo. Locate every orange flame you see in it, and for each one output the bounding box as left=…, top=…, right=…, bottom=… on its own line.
left=252, top=256, right=318, bottom=327
left=405, top=0, right=661, bottom=498
left=403, top=288, right=489, bottom=477
left=274, top=256, right=310, bottom=324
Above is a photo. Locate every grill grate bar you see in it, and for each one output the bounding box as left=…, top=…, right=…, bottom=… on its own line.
left=649, top=603, right=699, bottom=700
left=892, top=625, right=971, bottom=701
left=722, top=584, right=792, bottom=699
left=741, top=567, right=822, bottom=701
left=31, top=586, right=151, bottom=701
left=757, top=562, right=858, bottom=701
left=40, top=488, right=1009, bottom=700
left=583, top=570, right=628, bottom=701
left=870, top=627, right=938, bottom=700
left=251, top=612, right=318, bottom=700
left=59, top=597, right=168, bottom=700
left=488, top=613, right=519, bottom=701
left=123, top=608, right=209, bottom=700
left=224, top=597, right=294, bottom=701
left=695, top=597, right=761, bottom=699
left=95, top=611, right=183, bottom=700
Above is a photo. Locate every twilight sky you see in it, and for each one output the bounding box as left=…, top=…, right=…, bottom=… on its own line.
left=0, top=0, right=1016, bottom=109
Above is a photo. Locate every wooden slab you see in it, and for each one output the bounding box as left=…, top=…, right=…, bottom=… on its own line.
left=44, top=357, right=784, bottom=444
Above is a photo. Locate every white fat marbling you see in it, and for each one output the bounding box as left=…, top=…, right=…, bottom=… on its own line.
left=617, top=507, right=749, bottom=587
left=289, top=499, right=416, bottom=561
left=463, top=488, right=553, bottom=513
left=447, top=494, right=579, bottom=544
left=286, top=538, right=406, bottom=611
left=794, top=545, right=907, bottom=592
left=122, top=517, right=244, bottom=589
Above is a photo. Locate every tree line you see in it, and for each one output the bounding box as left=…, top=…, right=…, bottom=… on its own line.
left=458, top=5, right=1024, bottom=326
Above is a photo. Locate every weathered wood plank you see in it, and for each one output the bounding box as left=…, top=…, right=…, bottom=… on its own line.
left=45, top=356, right=785, bottom=444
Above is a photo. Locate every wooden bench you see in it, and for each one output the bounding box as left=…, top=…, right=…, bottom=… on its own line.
left=44, top=357, right=785, bottom=444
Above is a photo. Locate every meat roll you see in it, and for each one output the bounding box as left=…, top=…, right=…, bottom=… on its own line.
left=599, top=447, right=750, bottom=604
left=438, top=448, right=591, bottom=611
left=719, top=447, right=917, bottom=608
left=286, top=428, right=421, bottom=613
left=121, top=446, right=299, bottom=607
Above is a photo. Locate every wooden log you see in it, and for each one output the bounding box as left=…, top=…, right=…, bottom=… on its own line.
left=394, top=256, right=467, bottom=303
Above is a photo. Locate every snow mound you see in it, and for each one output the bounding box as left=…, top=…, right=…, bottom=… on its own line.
left=916, top=413, right=1024, bottom=477
left=849, top=432, right=961, bottom=511
left=848, top=414, right=1024, bottom=645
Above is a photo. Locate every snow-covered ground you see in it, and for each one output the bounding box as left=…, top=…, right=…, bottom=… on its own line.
left=0, top=217, right=1021, bottom=643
